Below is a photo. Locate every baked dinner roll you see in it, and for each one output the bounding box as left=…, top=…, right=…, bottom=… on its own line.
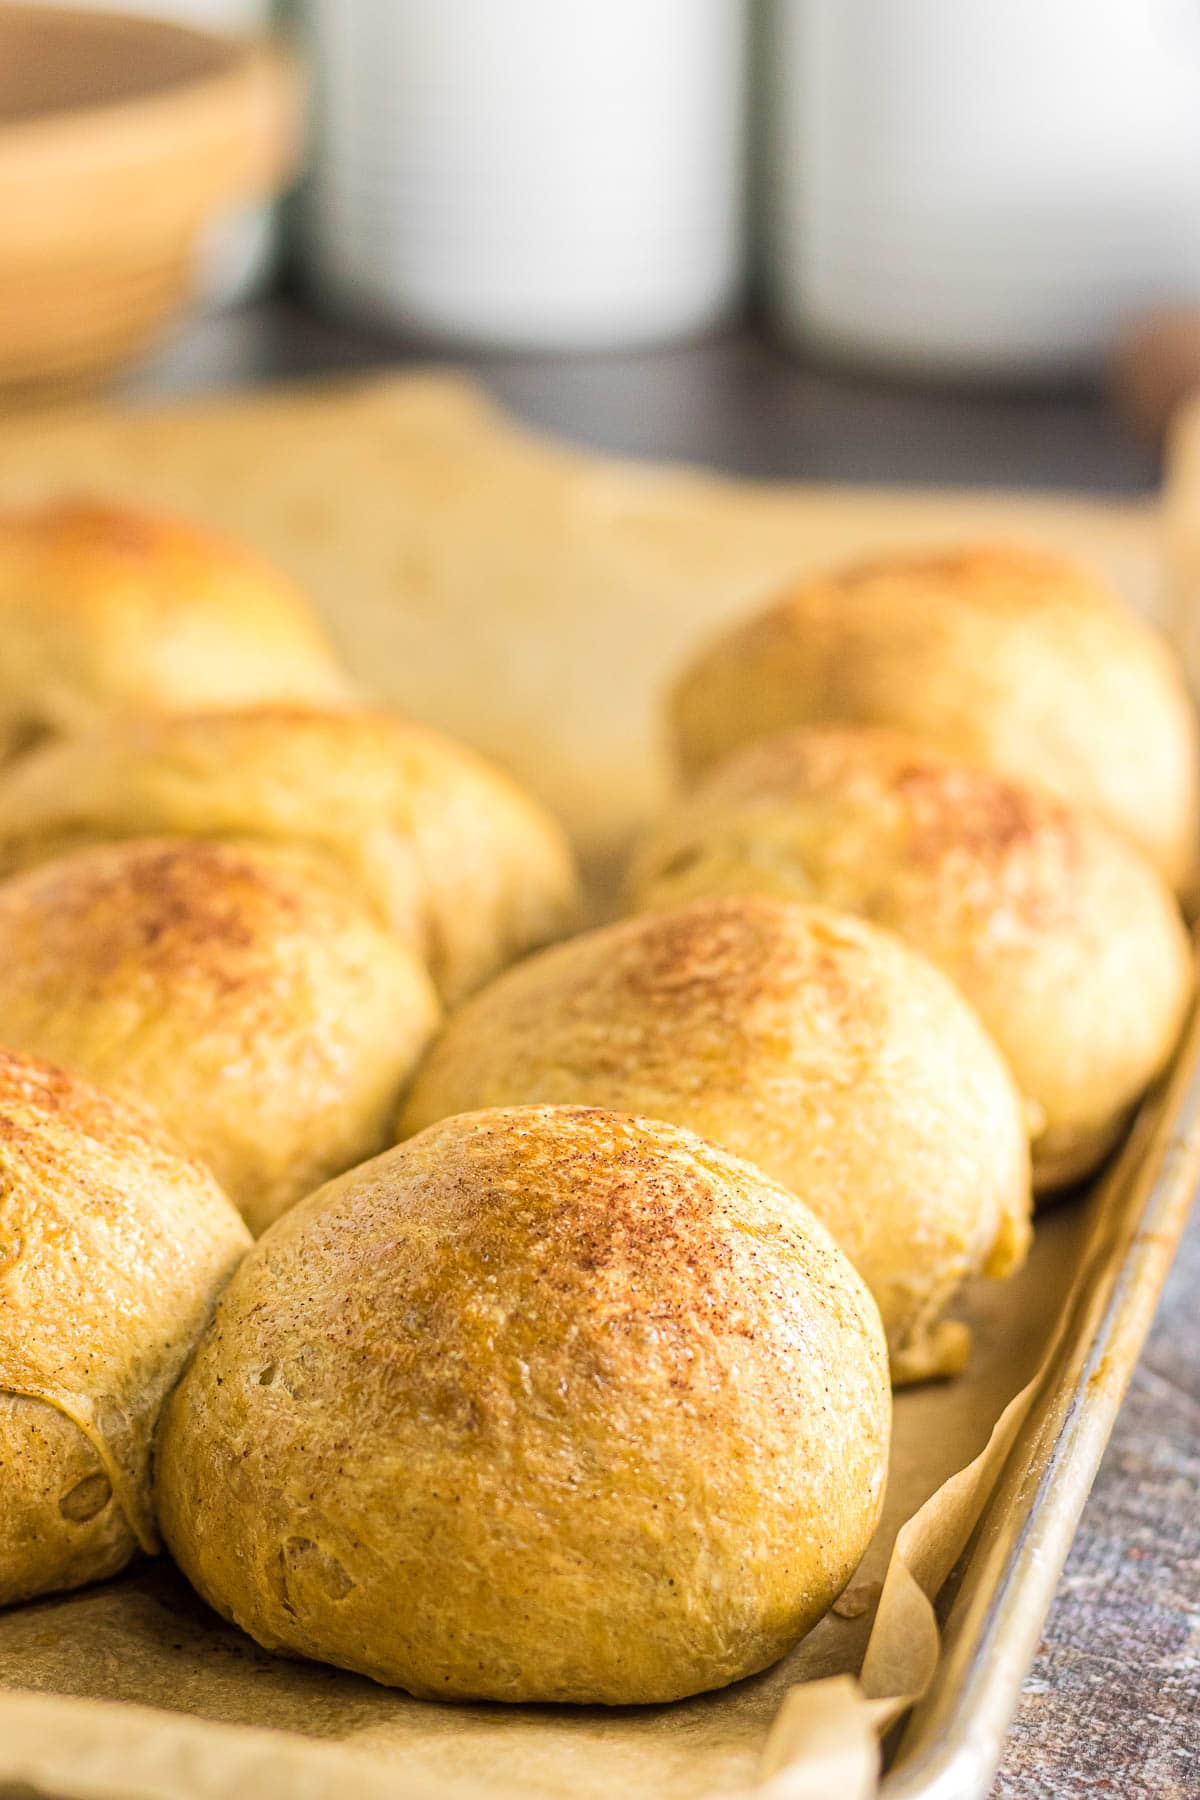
left=0, top=839, right=440, bottom=1234
left=0, top=704, right=580, bottom=1003
left=670, top=545, right=1199, bottom=890
left=156, top=1106, right=890, bottom=1703
left=400, top=898, right=1031, bottom=1382
left=0, top=498, right=349, bottom=764
left=629, top=729, right=1194, bottom=1192
left=0, top=1048, right=248, bottom=1608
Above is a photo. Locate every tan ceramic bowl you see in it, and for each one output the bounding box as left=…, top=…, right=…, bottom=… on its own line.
left=0, top=4, right=300, bottom=390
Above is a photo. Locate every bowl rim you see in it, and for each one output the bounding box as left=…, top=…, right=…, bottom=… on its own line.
left=0, top=5, right=302, bottom=252
left=0, top=2, right=240, bottom=118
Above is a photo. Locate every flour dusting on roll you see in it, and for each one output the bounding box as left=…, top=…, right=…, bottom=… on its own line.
left=670, top=545, right=1199, bottom=891
left=157, top=1105, right=890, bottom=1704
left=630, top=728, right=1193, bottom=1192
left=0, top=838, right=440, bottom=1232
left=401, top=895, right=1032, bottom=1382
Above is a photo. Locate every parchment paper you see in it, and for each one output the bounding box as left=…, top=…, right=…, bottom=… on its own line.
left=0, top=375, right=1170, bottom=1798
left=0, top=373, right=1157, bottom=880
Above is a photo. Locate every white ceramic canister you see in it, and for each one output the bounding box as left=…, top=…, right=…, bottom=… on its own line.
left=299, top=0, right=748, bottom=350
left=761, top=0, right=1200, bottom=379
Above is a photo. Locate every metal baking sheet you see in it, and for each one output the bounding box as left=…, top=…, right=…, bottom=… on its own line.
left=884, top=981, right=1200, bottom=1797
left=0, top=374, right=1192, bottom=1798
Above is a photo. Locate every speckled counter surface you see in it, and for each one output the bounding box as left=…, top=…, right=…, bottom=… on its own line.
left=992, top=1211, right=1199, bottom=1800
left=113, top=299, right=1196, bottom=1797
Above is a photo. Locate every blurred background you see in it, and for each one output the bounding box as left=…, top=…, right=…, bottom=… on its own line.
left=5, top=0, right=1200, bottom=485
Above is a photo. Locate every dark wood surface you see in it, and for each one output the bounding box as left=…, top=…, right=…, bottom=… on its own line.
left=123, top=300, right=1195, bottom=1799
left=124, top=297, right=1159, bottom=494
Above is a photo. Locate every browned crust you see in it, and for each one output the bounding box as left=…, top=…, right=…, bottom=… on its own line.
left=400, top=896, right=1033, bottom=1379
left=157, top=1106, right=890, bottom=1703
left=0, top=702, right=581, bottom=1001
left=0, top=837, right=442, bottom=1232
left=668, top=543, right=1200, bottom=889
left=629, top=727, right=1194, bottom=1194
left=0, top=1043, right=181, bottom=1168
left=0, top=839, right=329, bottom=993
left=0, top=497, right=311, bottom=614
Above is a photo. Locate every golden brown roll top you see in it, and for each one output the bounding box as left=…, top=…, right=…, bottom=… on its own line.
left=0, top=838, right=440, bottom=1233
left=0, top=704, right=580, bottom=1003
left=669, top=544, right=1199, bottom=890
left=0, top=1048, right=248, bottom=1607
left=400, top=896, right=1032, bottom=1383
left=629, top=728, right=1194, bottom=1191
left=156, top=1105, right=890, bottom=1704
left=0, top=498, right=350, bottom=763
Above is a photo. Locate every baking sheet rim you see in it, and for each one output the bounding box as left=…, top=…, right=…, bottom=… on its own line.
left=880, top=984, right=1200, bottom=1799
